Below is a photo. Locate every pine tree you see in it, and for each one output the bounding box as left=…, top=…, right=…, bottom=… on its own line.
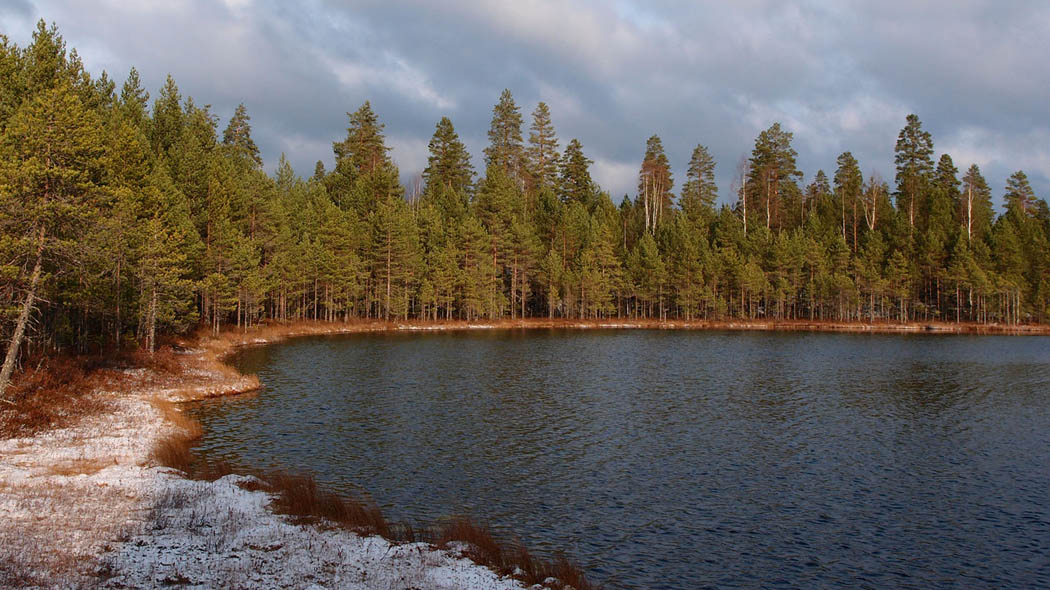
left=0, top=81, right=104, bottom=395
left=0, top=35, right=25, bottom=131
left=960, top=164, right=993, bottom=243
left=526, top=101, right=560, bottom=192
left=929, top=153, right=960, bottom=235
left=118, top=67, right=149, bottom=131
left=484, top=89, right=524, bottom=182
left=334, top=101, right=391, bottom=178
left=150, top=75, right=184, bottom=159
left=680, top=144, right=717, bottom=224
left=222, top=103, right=262, bottom=168
left=1004, top=170, right=1036, bottom=217
left=22, top=20, right=75, bottom=96
left=894, top=114, right=934, bottom=229
left=748, top=123, right=801, bottom=231
left=833, top=152, right=863, bottom=249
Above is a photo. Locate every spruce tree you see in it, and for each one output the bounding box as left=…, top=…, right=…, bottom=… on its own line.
left=558, top=138, right=594, bottom=206
left=526, top=101, right=560, bottom=191
left=422, top=116, right=473, bottom=213
left=680, top=143, right=717, bottom=224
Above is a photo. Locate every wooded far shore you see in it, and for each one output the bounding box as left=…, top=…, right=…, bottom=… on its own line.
left=3, top=21, right=1050, bottom=399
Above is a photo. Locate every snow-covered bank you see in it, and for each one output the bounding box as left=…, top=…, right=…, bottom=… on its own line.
left=0, top=391, right=169, bottom=587
left=95, top=472, right=524, bottom=589
left=0, top=332, right=554, bottom=589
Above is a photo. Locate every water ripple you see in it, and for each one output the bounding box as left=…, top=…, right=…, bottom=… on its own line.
left=191, top=331, right=1050, bottom=590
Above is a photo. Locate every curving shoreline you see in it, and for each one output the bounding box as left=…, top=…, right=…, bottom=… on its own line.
left=2, top=318, right=1047, bottom=588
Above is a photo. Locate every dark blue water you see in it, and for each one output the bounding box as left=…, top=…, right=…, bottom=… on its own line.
left=190, top=330, right=1050, bottom=589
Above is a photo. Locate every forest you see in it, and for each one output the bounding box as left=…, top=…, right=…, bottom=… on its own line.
left=3, top=21, right=1050, bottom=386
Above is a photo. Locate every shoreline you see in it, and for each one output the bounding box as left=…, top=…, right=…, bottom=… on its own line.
left=2, top=322, right=601, bottom=589
left=203, top=318, right=1050, bottom=348
left=2, top=318, right=1047, bottom=587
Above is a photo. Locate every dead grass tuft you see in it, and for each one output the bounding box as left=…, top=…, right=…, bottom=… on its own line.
left=149, top=435, right=196, bottom=473
left=438, top=517, right=506, bottom=570
left=437, top=516, right=597, bottom=589
left=264, top=471, right=391, bottom=537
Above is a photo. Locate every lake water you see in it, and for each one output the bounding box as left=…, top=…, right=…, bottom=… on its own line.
left=190, top=330, right=1050, bottom=589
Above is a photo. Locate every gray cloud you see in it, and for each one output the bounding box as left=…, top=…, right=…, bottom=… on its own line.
left=2, top=0, right=1047, bottom=203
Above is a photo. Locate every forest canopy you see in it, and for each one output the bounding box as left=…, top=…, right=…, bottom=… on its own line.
left=2, top=21, right=1050, bottom=384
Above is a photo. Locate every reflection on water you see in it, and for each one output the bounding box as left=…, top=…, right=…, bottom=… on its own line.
left=190, top=330, right=1050, bottom=590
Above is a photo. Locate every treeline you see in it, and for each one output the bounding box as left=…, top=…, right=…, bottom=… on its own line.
left=3, top=22, right=1050, bottom=378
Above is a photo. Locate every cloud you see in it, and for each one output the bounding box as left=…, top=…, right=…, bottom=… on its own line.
left=5, top=0, right=1048, bottom=201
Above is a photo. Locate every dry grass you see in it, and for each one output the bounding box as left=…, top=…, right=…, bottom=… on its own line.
left=46, top=457, right=114, bottom=476
left=264, top=471, right=392, bottom=537
left=149, top=434, right=196, bottom=473
left=436, top=517, right=595, bottom=590
left=147, top=398, right=204, bottom=473
left=0, top=355, right=112, bottom=439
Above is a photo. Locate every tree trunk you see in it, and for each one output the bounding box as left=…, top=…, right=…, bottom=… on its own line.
left=0, top=232, right=45, bottom=398
left=147, top=285, right=158, bottom=354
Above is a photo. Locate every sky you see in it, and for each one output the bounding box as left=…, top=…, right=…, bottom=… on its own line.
left=3, top=0, right=1048, bottom=205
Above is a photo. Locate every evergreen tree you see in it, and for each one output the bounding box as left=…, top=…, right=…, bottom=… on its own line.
left=1004, top=170, right=1036, bottom=217
left=422, top=116, right=473, bottom=215
left=333, top=101, right=391, bottom=178
left=222, top=103, right=262, bottom=168
left=894, top=114, right=934, bottom=229
left=638, top=135, right=673, bottom=234
left=960, top=164, right=993, bottom=243
left=0, top=35, right=25, bottom=131
left=558, top=138, right=594, bottom=206
left=680, top=143, right=717, bottom=224
left=526, top=101, right=560, bottom=192
left=833, top=151, right=863, bottom=249
left=484, top=89, right=524, bottom=182
left=0, top=81, right=104, bottom=394
left=150, top=75, right=184, bottom=159
left=748, top=123, right=801, bottom=231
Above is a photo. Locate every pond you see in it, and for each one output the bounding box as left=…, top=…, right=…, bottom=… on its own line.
left=190, top=330, right=1050, bottom=589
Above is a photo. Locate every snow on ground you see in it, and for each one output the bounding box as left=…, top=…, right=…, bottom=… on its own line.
left=96, top=473, right=525, bottom=590
left=0, top=391, right=171, bottom=587
left=0, top=345, right=531, bottom=590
